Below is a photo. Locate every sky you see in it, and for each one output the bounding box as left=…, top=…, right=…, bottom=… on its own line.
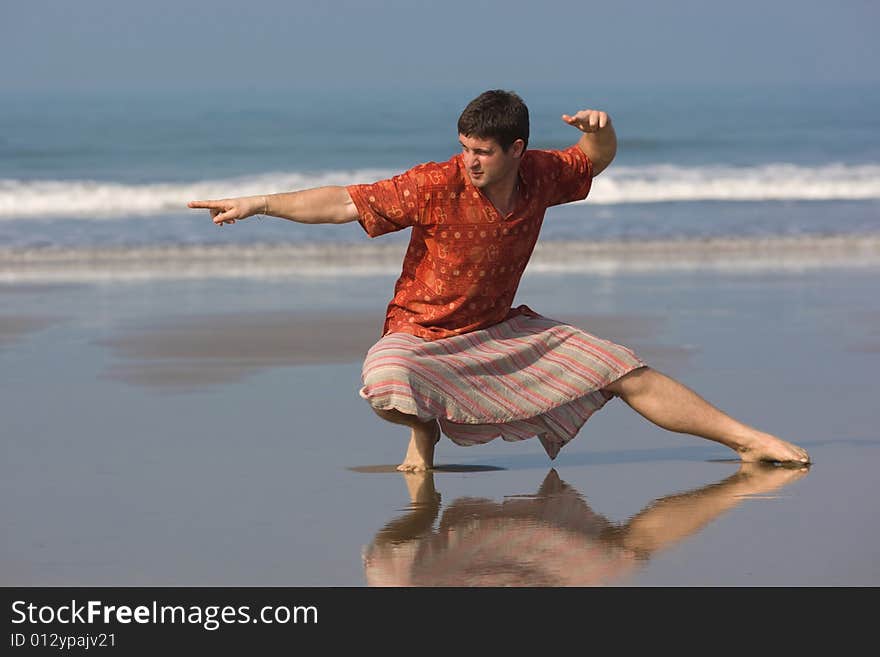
left=1, top=0, right=878, bottom=93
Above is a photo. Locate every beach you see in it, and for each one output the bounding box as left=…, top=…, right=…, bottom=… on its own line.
left=2, top=81, right=878, bottom=586
left=2, top=255, right=878, bottom=586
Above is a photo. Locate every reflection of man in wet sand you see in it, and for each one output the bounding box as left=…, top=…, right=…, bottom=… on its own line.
left=363, top=464, right=808, bottom=586
left=189, top=90, right=810, bottom=471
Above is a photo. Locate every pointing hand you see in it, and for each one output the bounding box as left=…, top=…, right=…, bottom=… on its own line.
left=187, top=196, right=264, bottom=225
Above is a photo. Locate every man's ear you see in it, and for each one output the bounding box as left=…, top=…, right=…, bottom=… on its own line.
left=512, top=139, right=526, bottom=158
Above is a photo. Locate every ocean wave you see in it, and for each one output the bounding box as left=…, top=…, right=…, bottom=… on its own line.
left=1, top=163, right=879, bottom=220
left=3, top=235, right=879, bottom=283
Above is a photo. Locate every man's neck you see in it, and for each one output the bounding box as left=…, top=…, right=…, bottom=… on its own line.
left=483, top=174, right=519, bottom=216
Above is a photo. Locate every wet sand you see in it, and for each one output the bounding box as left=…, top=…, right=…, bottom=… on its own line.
left=95, top=313, right=384, bottom=389
left=1, top=266, right=879, bottom=585
left=0, top=315, right=64, bottom=348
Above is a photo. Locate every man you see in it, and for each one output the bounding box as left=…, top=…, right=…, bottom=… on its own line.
left=189, top=90, right=810, bottom=471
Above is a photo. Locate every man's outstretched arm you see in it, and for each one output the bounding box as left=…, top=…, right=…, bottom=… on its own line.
left=188, top=186, right=359, bottom=226
left=562, top=109, right=617, bottom=176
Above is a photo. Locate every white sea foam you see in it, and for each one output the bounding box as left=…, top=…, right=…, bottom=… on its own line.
left=2, top=163, right=879, bottom=220
left=2, top=235, right=879, bottom=284
left=589, top=163, right=880, bottom=204
left=0, top=169, right=391, bottom=221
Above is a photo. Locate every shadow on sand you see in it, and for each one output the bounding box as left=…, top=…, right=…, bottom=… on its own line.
left=348, top=464, right=505, bottom=474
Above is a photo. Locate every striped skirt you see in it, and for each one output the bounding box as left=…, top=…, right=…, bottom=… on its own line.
left=359, top=312, right=647, bottom=459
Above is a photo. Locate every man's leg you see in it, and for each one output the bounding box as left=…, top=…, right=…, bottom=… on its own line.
left=372, top=408, right=441, bottom=472
left=602, top=366, right=810, bottom=463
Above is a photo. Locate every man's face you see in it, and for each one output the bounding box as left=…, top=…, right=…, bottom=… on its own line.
left=459, top=134, right=523, bottom=190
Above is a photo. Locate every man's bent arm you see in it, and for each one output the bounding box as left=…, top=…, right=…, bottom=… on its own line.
left=188, top=186, right=359, bottom=226
left=562, top=109, right=618, bottom=176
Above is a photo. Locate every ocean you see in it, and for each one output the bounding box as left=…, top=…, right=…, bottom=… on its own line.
left=1, top=82, right=879, bottom=281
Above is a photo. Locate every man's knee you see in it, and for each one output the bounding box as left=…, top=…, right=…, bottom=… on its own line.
left=372, top=406, right=424, bottom=428
left=602, top=365, right=651, bottom=398
left=372, top=407, right=402, bottom=423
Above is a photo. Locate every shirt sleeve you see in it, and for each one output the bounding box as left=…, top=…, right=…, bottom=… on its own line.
left=528, top=145, right=594, bottom=207
left=346, top=169, right=421, bottom=238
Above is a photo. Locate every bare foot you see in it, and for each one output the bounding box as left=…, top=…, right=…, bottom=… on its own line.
left=397, top=421, right=441, bottom=472
left=735, top=432, right=811, bottom=464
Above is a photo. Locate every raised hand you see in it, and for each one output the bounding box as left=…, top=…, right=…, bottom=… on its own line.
left=561, top=109, right=610, bottom=133
left=187, top=196, right=265, bottom=225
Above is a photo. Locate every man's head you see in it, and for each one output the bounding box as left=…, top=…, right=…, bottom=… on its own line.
left=458, top=89, right=529, bottom=151
left=457, top=90, right=529, bottom=190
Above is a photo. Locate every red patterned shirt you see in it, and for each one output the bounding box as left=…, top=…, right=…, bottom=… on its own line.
left=347, top=145, right=593, bottom=340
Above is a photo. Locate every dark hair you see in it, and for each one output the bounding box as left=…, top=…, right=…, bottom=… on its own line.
left=457, top=89, right=529, bottom=151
